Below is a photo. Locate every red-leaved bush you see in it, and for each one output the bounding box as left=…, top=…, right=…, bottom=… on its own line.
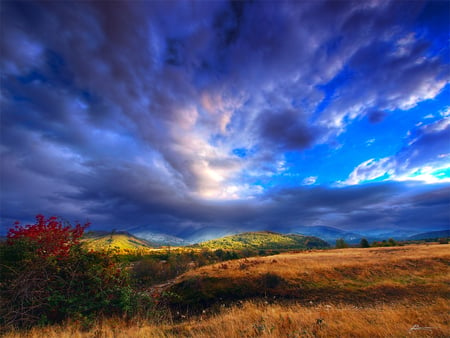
left=1, top=215, right=146, bottom=329
left=7, top=214, right=89, bottom=258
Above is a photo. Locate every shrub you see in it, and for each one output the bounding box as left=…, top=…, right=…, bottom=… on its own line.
left=0, top=215, right=137, bottom=329
left=6, top=214, right=88, bottom=258
left=259, top=273, right=284, bottom=289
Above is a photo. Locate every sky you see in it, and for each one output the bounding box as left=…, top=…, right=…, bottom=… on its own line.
left=1, top=0, right=449, bottom=239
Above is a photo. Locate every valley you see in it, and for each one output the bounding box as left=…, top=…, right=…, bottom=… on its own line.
left=3, top=243, right=449, bottom=337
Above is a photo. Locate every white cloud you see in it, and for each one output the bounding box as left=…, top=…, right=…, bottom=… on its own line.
left=440, top=106, right=450, bottom=117
left=345, top=117, right=450, bottom=186
left=366, top=138, right=376, bottom=146
left=395, top=165, right=450, bottom=184
left=303, top=176, right=317, bottom=185
left=344, top=158, right=394, bottom=185
left=345, top=157, right=450, bottom=186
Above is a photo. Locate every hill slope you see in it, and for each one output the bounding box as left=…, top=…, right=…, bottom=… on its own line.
left=292, top=225, right=363, bottom=244
left=82, top=231, right=155, bottom=251
left=192, top=231, right=329, bottom=250
left=408, top=229, right=450, bottom=240
left=131, top=230, right=190, bottom=246
left=165, top=244, right=450, bottom=311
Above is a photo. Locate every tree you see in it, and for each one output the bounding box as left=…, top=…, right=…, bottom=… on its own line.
left=335, top=238, right=348, bottom=249
left=438, top=237, right=448, bottom=244
left=388, top=238, right=397, bottom=246
left=360, top=238, right=370, bottom=248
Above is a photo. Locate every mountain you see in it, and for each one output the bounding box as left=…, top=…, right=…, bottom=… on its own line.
left=362, top=228, right=418, bottom=241
left=407, top=229, right=450, bottom=241
left=131, top=230, right=189, bottom=247
left=82, top=231, right=155, bottom=251
left=181, top=227, right=240, bottom=244
left=291, top=226, right=363, bottom=244
left=192, top=231, right=329, bottom=250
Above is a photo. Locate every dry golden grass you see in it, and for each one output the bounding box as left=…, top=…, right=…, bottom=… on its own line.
left=4, top=298, right=449, bottom=337
left=168, top=244, right=449, bottom=307
left=4, top=244, right=449, bottom=337
left=184, top=244, right=450, bottom=280
left=167, top=298, right=450, bottom=338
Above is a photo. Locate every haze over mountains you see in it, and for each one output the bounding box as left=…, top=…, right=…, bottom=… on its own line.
left=98, top=225, right=449, bottom=247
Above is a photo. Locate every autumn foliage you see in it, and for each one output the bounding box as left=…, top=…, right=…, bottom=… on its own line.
left=6, top=215, right=89, bottom=258
left=0, top=215, right=142, bottom=330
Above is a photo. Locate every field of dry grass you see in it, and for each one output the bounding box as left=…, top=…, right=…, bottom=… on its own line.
left=4, top=244, right=449, bottom=337
left=167, top=244, right=449, bottom=308
left=183, top=243, right=449, bottom=280
left=4, top=298, right=448, bottom=337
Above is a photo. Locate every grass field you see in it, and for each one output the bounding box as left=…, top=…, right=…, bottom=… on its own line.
left=167, top=244, right=449, bottom=309
left=4, top=244, right=449, bottom=337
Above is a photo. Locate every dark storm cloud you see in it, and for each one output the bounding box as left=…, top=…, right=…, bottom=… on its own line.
left=1, top=1, right=449, bottom=236
left=255, top=109, right=315, bottom=151
left=317, top=1, right=448, bottom=129
left=258, top=182, right=450, bottom=233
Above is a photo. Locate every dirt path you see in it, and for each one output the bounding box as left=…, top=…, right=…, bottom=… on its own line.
left=146, top=275, right=183, bottom=295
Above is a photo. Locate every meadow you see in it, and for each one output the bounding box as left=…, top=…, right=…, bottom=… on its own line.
left=3, top=243, right=449, bottom=337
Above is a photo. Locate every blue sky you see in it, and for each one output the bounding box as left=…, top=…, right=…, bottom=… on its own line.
left=1, top=0, right=449, bottom=238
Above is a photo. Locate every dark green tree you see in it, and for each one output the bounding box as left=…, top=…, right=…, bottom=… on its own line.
left=360, top=238, right=370, bottom=248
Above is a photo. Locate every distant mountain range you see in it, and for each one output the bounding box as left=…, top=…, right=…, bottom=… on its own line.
left=131, top=230, right=190, bottom=247
left=191, top=231, right=330, bottom=250
left=289, top=225, right=450, bottom=244
left=407, top=230, right=450, bottom=241
left=4, top=226, right=449, bottom=251
left=291, top=225, right=364, bottom=244
left=132, top=227, right=241, bottom=246
left=119, top=226, right=450, bottom=248
left=361, top=228, right=418, bottom=241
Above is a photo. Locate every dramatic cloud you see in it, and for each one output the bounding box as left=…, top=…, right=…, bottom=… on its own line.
left=255, top=109, right=315, bottom=151
left=1, top=1, right=449, bottom=238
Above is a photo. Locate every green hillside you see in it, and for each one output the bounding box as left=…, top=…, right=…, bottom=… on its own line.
left=82, top=231, right=155, bottom=252
left=193, top=231, right=329, bottom=250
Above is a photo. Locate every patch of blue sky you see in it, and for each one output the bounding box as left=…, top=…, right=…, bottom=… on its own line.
left=232, top=148, right=249, bottom=158
left=312, top=66, right=355, bottom=121
left=415, top=1, right=450, bottom=62
left=281, top=146, right=348, bottom=186
left=409, top=85, right=450, bottom=120
left=278, top=86, right=450, bottom=186
left=281, top=116, right=405, bottom=186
